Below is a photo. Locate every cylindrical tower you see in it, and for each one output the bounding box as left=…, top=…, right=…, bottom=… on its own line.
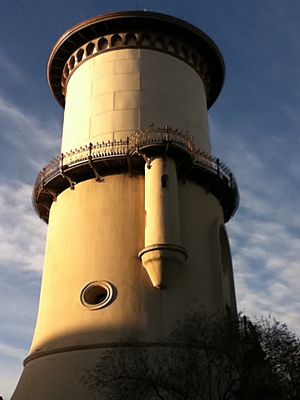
left=12, top=11, right=239, bottom=399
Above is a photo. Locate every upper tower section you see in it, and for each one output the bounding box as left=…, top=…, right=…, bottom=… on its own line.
left=47, top=11, right=225, bottom=154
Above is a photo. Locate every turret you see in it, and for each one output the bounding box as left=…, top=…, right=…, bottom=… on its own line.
left=12, top=11, right=238, bottom=400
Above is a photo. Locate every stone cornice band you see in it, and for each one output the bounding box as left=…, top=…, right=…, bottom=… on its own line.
left=62, top=31, right=212, bottom=101
left=138, top=244, right=188, bottom=260
left=23, top=340, right=210, bottom=366
left=47, top=11, right=225, bottom=108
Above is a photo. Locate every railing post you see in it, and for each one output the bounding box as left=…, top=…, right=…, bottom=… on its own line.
left=89, top=142, right=93, bottom=159
left=41, top=167, right=46, bottom=189
left=216, top=158, right=220, bottom=176
left=60, top=153, right=64, bottom=170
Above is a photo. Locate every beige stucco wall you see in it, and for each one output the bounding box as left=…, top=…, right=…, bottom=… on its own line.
left=61, top=48, right=210, bottom=154
left=218, top=226, right=238, bottom=314
left=144, top=157, right=181, bottom=247
left=12, top=173, right=236, bottom=399
left=12, top=45, right=235, bottom=400
left=27, top=175, right=231, bottom=355
left=29, top=175, right=146, bottom=353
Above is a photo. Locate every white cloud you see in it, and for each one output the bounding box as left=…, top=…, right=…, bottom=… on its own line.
left=0, top=48, right=60, bottom=397
left=0, top=181, right=43, bottom=398
left=227, top=168, right=300, bottom=333
left=0, top=342, right=26, bottom=360
left=209, top=113, right=300, bottom=335
left=1, top=3, right=300, bottom=397
left=0, top=47, right=24, bottom=85
left=0, top=181, right=46, bottom=272
left=0, top=356, right=24, bottom=399
left=231, top=214, right=300, bottom=334
left=0, top=95, right=60, bottom=170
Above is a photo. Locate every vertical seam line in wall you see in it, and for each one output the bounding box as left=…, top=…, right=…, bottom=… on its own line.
left=88, top=115, right=91, bottom=142
left=88, top=67, right=93, bottom=143
left=138, top=71, right=141, bottom=128
left=138, top=106, right=141, bottom=129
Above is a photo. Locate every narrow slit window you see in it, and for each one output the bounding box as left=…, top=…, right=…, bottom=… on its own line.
left=161, top=174, right=169, bottom=188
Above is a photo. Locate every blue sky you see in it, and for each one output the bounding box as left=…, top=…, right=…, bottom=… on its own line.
left=1, top=0, right=300, bottom=397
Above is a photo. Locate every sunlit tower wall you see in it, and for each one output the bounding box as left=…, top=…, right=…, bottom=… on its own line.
left=12, top=11, right=239, bottom=400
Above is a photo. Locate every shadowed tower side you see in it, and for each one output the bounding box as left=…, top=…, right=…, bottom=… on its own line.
left=12, top=11, right=239, bottom=400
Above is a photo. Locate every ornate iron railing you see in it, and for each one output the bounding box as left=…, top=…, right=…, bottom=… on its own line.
left=33, top=128, right=239, bottom=222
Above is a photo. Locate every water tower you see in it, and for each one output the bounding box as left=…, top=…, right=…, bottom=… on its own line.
left=12, top=11, right=239, bottom=399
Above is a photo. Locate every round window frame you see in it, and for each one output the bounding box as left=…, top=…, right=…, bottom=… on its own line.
left=80, top=281, right=114, bottom=310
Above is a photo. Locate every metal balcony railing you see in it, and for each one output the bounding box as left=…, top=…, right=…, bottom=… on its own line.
left=32, top=128, right=239, bottom=223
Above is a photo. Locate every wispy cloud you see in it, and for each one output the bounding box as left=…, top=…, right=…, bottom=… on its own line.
left=0, top=342, right=26, bottom=360
left=0, top=181, right=46, bottom=272
left=0, top=47, right=24, bottom=85
left=231, top=216, right=300, bottom=330
left=0, top=181, right=44, bottom=399
left=0, top=40, right=63, bottom=398
left=210, top=113, right=300, bottom=335
left=0, top=356, right=24, bottom=399
left=0, top=94, right=60, bottom=175
left=1, top=2, right=300, bottom=398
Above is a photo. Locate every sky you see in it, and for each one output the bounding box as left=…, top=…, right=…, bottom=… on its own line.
left=1, top=0, right=300, bottom=398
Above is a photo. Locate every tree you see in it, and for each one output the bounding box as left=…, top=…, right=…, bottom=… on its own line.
left=255, top=316, right=300, bottom=400
left=82, top=313, right=300, bottom=400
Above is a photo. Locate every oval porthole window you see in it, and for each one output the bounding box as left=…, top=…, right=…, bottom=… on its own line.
left=81, top=281, right=114, bottom=310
